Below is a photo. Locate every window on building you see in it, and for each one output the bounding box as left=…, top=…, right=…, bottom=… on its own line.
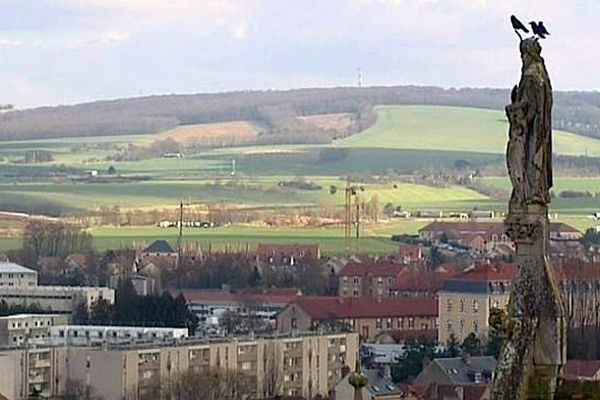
left=386, top=318, right=392, bottom=329
left=473, top=300, right=479, bottom=313
left=446, top=319, right=453, bottom=333
left=397, top=318, right=404, bottom=329
left=353, top=289, right=359, bottom=297
left=291, top=317, right=297, bottom=329
left=446, top=299, right=452, bottom=312
left=460, top=318, right=465, bottom=335
left=408, top=318, right=414, bottom=329
left=376, top=319, right=382, bottom=329
left=473, top=320, right=479, bottom=334
left=459, top=299, right=465, bottom=313
left=353, top=277, right=359, bottom=284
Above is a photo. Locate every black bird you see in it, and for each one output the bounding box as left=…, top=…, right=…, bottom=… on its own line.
left=530, top=21, right=547, bottom=39
left=538, top=21, right=550, bottom=36
left=511, top=15, right=529, bottom=33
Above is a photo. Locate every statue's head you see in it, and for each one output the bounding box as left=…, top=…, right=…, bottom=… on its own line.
left=520, top=38, right=543, bottom=66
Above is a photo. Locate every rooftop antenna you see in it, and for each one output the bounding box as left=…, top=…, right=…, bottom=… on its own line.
left=357, top=68, right=363, bottom=88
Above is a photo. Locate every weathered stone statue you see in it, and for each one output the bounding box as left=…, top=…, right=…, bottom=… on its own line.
left=490, top=37, right=566, bottom=400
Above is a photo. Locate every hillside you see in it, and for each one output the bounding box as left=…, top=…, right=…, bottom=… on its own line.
left=2, top=86, right=600, bottom=141
left=338, top=105, right=600, bottom=156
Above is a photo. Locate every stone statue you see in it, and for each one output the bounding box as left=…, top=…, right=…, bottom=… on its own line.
left=490, top=36, right=566, bottom=400
left=506, top=38, right=553, bottom=211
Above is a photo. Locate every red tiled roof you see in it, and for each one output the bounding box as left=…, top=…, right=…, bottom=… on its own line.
left=562, top=360, right=600, bottom=379
left=291, top=296, right=437, bottom=319
left=392, top=268, right=459, bottom=292
left=339, top=262, right=404, bottom=277
left=556, top=262, right=600, bottom=281
left=420, top=221, right=578, bottom=235
left=455, top=263, right=516, bottom=282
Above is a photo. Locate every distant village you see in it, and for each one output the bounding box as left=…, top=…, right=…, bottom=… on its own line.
left=0, top=218, right=598, bottom=399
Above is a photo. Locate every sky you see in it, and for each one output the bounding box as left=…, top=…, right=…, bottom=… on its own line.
left=0, top=0, right=598, bottom=108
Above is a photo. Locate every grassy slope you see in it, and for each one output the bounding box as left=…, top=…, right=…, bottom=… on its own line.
left=339, top=105, right=600, bottom=156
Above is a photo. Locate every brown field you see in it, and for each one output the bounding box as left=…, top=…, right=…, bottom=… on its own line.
left=157, top=121, right=259, bottom=144
left=298, top=113, right=354, bottom=132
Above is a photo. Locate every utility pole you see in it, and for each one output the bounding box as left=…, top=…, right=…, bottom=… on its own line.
left=177, top=200, right=183, bottom=268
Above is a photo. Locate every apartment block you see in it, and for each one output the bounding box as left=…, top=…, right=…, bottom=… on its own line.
left=50, top=325, right=188, bottom=346
left=0, top=262, right=38, bottom=288
left=0, top=285, right=115, bottom=313
left=0, top=332, right=358, bottom=400
left=438, top=263, right=514, bottom=343
left=0, top=314, right=69, bottom=346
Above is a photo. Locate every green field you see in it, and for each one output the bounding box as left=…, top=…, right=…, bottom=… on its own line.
left=339, top=105, right=600, bottom=156
left=1, top=104, right=600, bottom=252
left=91, top=225, right=403, bottom=255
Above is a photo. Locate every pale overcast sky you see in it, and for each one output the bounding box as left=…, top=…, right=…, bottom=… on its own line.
left=0, top=0, right=598, bottom=108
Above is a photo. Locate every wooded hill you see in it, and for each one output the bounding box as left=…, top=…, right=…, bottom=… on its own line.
left=1, top=85, right=600, bottom=142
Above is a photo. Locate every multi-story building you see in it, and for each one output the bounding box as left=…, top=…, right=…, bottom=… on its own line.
left=181, top=287, right=302, bottom=328
left=277, top=297, right=438, bottom=340
left=338, top=263, right=404, bottom=299
left=0, top=261, right=115, bottom=315
left=0, top=346, right=67, bottom=399
left=0, top=314, right=69, bottom=346
left=437, top=263, right=515, bottom=343
left=439, top=260, right=600, bottom=344
left=0, top=285, right=115, bottom=314
left=0, top=332, right=358, bottom=400
left=49, top=325, right=188, bottom=346
left=0, top=262, right=38, bottom=288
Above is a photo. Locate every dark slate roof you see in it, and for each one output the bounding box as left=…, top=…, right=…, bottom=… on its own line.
left=143, top=240, right=175, bottom=254
left=441, top=280, right=490, bottom=294
left=434, top=356, right=497, bottom=385
left=364, top=369, right=402, bottom=396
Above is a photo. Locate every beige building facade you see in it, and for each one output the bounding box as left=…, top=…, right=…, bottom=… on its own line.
left=0, top=332, right=358, bottom=400
left=0, top=285, right=115, bottom=314
left=437, top=264, right=513, bottom=343
left=0, top=314, right=69, bottom=346
left=0, top=262, right=38, bottom=288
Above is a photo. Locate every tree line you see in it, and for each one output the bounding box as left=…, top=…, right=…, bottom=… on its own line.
left=4, top=86, right=600, bottom=142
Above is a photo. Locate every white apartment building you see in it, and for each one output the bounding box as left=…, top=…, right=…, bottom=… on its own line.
left=0, top=262, right=38, bottom=288
left=50, top=325, right=188, bottom=346
left=0, top=285, right=115, bottom=313
left=0, top=314, right=69, bottom=346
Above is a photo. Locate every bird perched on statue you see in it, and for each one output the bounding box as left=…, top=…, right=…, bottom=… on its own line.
left=530, top=21, right=550, bottom=39
left=511, top=15, right=529, bottom=34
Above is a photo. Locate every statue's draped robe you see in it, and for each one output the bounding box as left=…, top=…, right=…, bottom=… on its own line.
left=507, top=58, right=553, bottom=207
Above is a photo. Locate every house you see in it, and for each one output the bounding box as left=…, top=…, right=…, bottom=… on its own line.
left=256, top=243, right=320, bottom=266
left=338, top=263, right=404, bottom=299
left=414, top=356, right=496, bottom=395
left=562, top=360, right=600, bottom=381
left=139, top=240, right=178, bottom=268
left=438, top=263, right=515, bottom=343
left=335, top=367, right=404, bottom=400
left=108, top=274, right=157, bottom=296
left=398, top=244, right=423, bottom=263
left=419, top=221, right=580, bottom=253
left=391, top=267, right=458, bottom=298
left=277, top=297, right=438, bottom=340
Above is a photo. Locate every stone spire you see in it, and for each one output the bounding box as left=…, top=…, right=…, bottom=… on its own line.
left=348, top=359, right=369, bottom=400
left=490, top=36, right=566, bottom=400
